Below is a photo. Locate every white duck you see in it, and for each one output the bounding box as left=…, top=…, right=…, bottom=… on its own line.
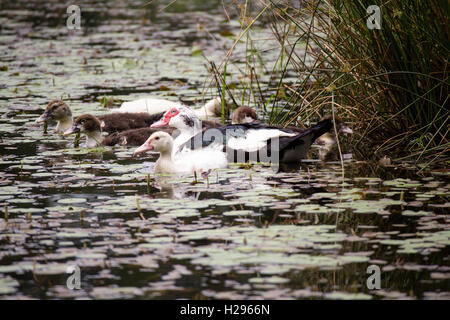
left=113, top=97, right=222, bottom=118
left=133, top=131, right=227, bottom=174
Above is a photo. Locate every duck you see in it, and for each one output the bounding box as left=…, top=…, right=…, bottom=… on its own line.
left=150, top=105, right=224, bottom=155
left=35, top=100, right=73, bottom=134
left=132, top=131, right=227, bottom=174
left=113, top=97, right=222, bottom=118
left=62, top=114, right=174, bottom=148
left=150, top=106, right=335, bottom=164
left=231, top=106, right=258, bottom=124
left=35, top=100, right=168, bottom=135
left=315, top=116, right=353, bottom=161
left=231, top=106, right=353, bottom=161
left=232, top=105, right=308, bottom=131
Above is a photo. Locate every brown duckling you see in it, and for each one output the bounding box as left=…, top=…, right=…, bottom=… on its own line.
left=35, top=100, right=167, bottom=134
left=102, top=127, right=177, bottom=147
left=231, top=106, right=258, bottom=124
left=315, top=115, right=353, bottom=161
left=231, top=105, right=306, bottom=131
left=36, top=100, right=73, bottom=133
left=63, top=114, right=174, bottom=148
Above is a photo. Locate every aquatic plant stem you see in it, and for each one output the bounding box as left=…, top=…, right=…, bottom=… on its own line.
left=332, top=92, right=345, bottom=182
left=222, top=63, right=227, bottom=122
left=136, top=196, right=146, bottom=221
left=74, top=132, right=81, bottom=148
left=146, top=174, right=151, bottom=195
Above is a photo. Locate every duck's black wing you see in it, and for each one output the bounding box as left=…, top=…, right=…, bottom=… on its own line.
left=220, top=118, right=331, bottom=163
left=277, top=117, right=332, bottom=163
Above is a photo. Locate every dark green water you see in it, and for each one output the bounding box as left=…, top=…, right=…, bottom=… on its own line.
left=0, top=0, right=449, bottom=300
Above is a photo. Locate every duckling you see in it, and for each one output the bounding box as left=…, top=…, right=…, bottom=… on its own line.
left=315, top=116, right=353, bottom=161
left=36, top=100, right=167, bottom=135
left=133, top=131, right=227, bottom=174
left=63, top=114, right=173, bottom=148
left=102, top=127, right=176, bottom=147
left=96, top=112, right=165, bottom=134
left=231, top=105, right=306, bottom=131
left=231, top=106, right=258, bottom=124
left=35, top=100, right=73, bottom=133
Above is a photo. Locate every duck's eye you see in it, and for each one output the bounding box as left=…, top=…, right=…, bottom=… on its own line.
left=155, top=137, right=160, bottom=140
left=171, top=110, right=176, bottom=114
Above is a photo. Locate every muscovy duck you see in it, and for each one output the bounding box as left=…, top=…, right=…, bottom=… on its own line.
left=35, top=100, right=166, bottom=134
left=231, top=106, right=353, bottom=161
left=151, top=106, right=335, bottom=163
left=114, top=97, right=222, bottom=118
left=132, top=131, right=227, bottom=174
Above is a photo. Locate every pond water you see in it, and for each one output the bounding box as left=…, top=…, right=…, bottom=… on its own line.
left=0, top=0, right=449, bottom=300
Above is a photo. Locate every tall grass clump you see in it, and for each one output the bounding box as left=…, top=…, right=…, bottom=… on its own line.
left=213, top=0, right=449, bottom=164
left=322, top=0, right=449, bottom=163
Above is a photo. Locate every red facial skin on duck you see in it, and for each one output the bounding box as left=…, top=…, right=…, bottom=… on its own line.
left=151, top=107, right=179, bottom=128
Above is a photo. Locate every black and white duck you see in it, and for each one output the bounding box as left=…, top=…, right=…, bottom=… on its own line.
left=150, top=106, right=335, bottom=164
left=231, top=106, right=353, bottom=162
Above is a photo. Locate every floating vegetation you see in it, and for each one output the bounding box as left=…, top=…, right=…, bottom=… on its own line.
left=0, top=0, right=448, bottom=301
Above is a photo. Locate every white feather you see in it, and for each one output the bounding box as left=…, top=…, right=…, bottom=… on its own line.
left=227, top=129, right=296, bottom=152
left=114, top=98, right=183, bottom=114
left=193, top=97, right=221, bottom=118
left=243, top=115, right=255, bottom=123
left=111, top=97, right=220, bottom=118
left=171, top=148, right=227, bottom=173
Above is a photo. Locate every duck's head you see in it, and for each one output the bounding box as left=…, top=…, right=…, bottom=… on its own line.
left=321, top=115, right=353, bottom=136
left=336, top=120, right=353, bottom=135
left=151, top=106, right=200, bottom=131
left=36, top=100, right=72, bottom=123
left=316, top=116, right=353, bottom=161
left=133, top=131, right=173, bottom=156
left=63, top=114, right=101, bottom=136
left=232, top=106, right=258, bottom=124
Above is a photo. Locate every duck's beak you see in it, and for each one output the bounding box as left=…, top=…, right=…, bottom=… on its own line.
left=133, top=141, right=154, bottom=156
left=151, top=118, right=169, bottom=128
left=35, top=112, right=50, bottom=123
left=339, top=125, right=353, bottom=135
left=63, top=125, right=80, bottom=136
